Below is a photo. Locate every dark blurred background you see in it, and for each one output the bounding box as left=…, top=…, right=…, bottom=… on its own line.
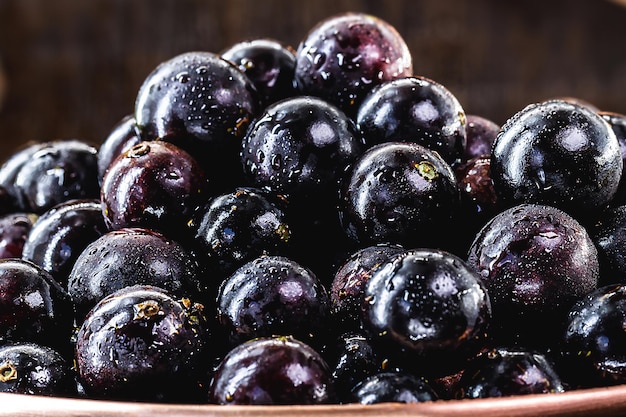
left=1, top=0, right=626, bottom=162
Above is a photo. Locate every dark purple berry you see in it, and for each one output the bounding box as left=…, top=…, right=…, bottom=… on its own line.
left=463, top=114, right=500, bottom=161
left=295, top=12, right=412, bottom=117
left=0, top=342, right=77, bottom=396
left=0, top=212, right=37, bottom=259
left=67, top=227, right=206, bottom=321
left=357, top=76, right=467, bottom=165
left=362, top=248, right=491, bottom=377
left=491, top=100, right=622, bottom=220
left=190, top=187, right=292, bottom=277
left=100, top=141, right=209, bottom=241
left=349, top=372, right=438, bottom=404
left=97, top=114, right=142, bottom=185
left=208, top=336, right=335, bottom=405
left=339, top=141, right=460, bottom=249
left=75, top=285, right=209, bottom=402
left=21, top=199, right=107, bottom=287
left=221, top=38, right=297, bottom=107
left=466, top=203, right=599, bottom=348
left=13, top=140, right=100, bottom=214
left=134, top=51, right=260, bottom=189
left=457, top=348, right=564, bottom=398
left=216, top=255, right=331, bottom=348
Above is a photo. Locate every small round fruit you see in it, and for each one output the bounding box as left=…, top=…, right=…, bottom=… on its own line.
left=339, top=141, right=460, bottom=249
left=362, top=248, right=491, bottom=377
left=466, top=203, right=599, bottom=348
left=490, top=100, right=622, bottom=219
left=75, top=285, right=209, bottom=402
left=349, top=372, right=438, bottom=404
left=100, top=141, right=209, bottom=241
left=134, top=51, right=260, bottom=188
left=295, top=12, right=412, bottom=116
left=463, top=114, right=500, bottom=161
left=216, top=255, right=331, bottom=348
left=97, top=114, right=142, bottom=185
left=357, top=76, right=467, bottom=165
left=208, top=336, right=335, bottom=405
left=0, top=212, right=38, bottom=259
left=221, top=38, right=297, bottom=107
left=457, top=348, right=565, bottom=398
left=67, top=227, right=206, bottom=321
left=0, top=342, right=77, bottom=396
left=13, top=140, right=100, bottom=214
left=21, top=199, right=107, bottom=287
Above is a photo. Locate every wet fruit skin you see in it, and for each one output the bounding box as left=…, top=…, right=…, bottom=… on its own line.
left=325, top=331, right=385, bottom=403
left=216, top=255, right=331, bottom=349
left=0, top=141, right=50, bottom=210
left=208, top=336, right=335, bottom=405
left=294, top=12, right=413, bottom=117
left=0, top=342, right=78, bottom=396
left=75, top=285, right=209, bottom=403
left=490, top=100, right=622, bottom=220
left=466, top=203, right=599, bottom=349
left=456, top=348, right=565, bottom=399
left=221, top=38, right=298, bottom=107
left=362, top=248, right=491, bottom=378
left=21, top=199, right=108, bottom=287
left=339, top=141, right=460, bottom=250
left=96, top=114, right=142, bottom=185
left=0, top=212, right=38, bottom=259
left=349, top=372, right=439, bottom=404
left=560, top=284, right=626, bottom=389
left=330, top=243, right=405, bottom=331
left=100, top=140, right=209, bottom=242
left=589, top=205, right=626, bottom=284
left=356, top=76, right=467, bottom=165
left=599, top=111, right=626, bottom=206
left=463, top=114, right=500, bottom=161
left=241, top=95, right=365, bottom=200
left=134, top=51, right=261, bottom=190
left=0, top=259, right=74, bottom=355
left=12, top=140, right=100, bottom=215
left=67, top=227, right=206, bottom=321
left=190, top=187, right=292, bottom=277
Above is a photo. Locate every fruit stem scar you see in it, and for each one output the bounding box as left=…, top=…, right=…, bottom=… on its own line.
left=133, top=300, right=161, bottom=320
left=415, top=161, right=439, bottom=180
left=0, top=362, right=17, bottom=382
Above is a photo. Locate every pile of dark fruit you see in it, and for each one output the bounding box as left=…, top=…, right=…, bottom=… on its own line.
left=1, top=11, right=626, bottom=407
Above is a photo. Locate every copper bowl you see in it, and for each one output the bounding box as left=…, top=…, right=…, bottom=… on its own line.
left=3, top=384, right=626, bottom=417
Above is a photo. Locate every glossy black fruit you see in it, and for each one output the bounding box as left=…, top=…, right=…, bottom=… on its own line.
left=339, top=141, right=460, bottom=249
left=0, top=342, right=77, bottom=396
left=362, top=248, right=491, bottom=377
left=463, top=114, right=500, bottom=161
left=357, top=76, right=467, bottom=165
left=349, top=372, right=438, bottom=404
left=21, top=199, right=107, bottom=287
left=241, top=95, right=364, bottom=200
left=134, top=51, right=260, bottom=188
left=208, top=336, right=335, bottom=405
left=330, top=243, right=405, bottom=331
left=190, top=187, right=292, bottom=277
left=221, top=38, right=298, bottom=107
left=67, top=227, right=206, bottom=321
left=100, top=140, right=209, bottom=241
left=0, top=259, right=74, bottom=354
left=589, top=205, right=626, bottom=284
left=97, top=114, right=142, bottom=185
left=12, top=140, right=100, bottom=214
left=75, top=285, right=209, bottom=402
left=294, top=12, right=412, bottom=117
left=456, top=348, right=565, bottom=398
left=216, top=255, right=331, bottom=348
left=466, top=203, right=599, bottom=348
left=0, top=212, right=38, bottom=259
left=560, top=284, right=626, bottom=388
left=490, top=100, right=622, bottom=220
